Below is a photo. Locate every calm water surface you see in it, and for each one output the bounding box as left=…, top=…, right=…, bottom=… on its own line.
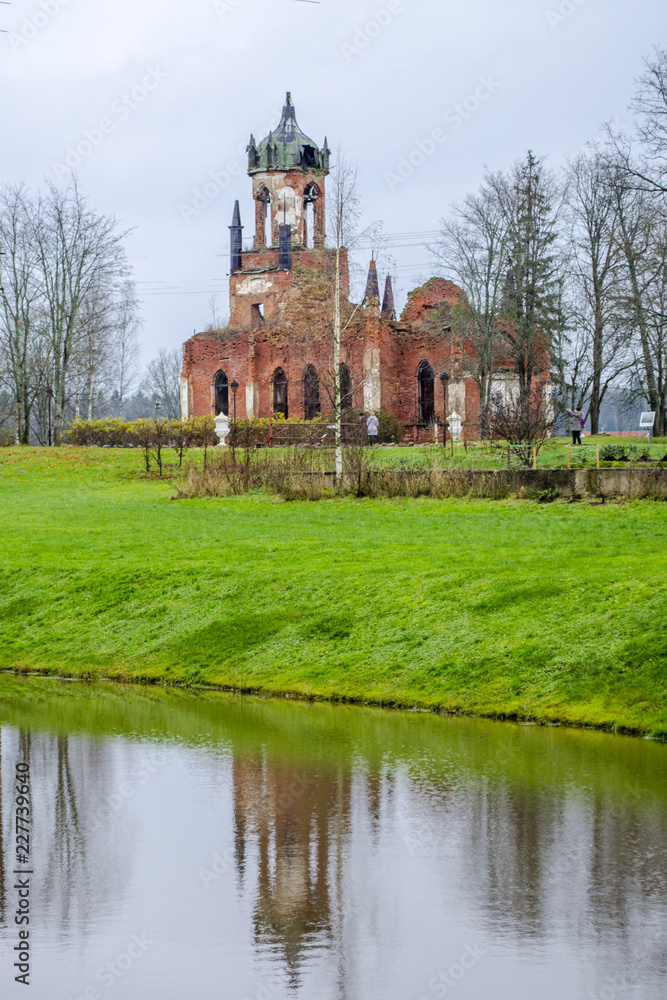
left=0, top=678, right=665, bottom=1000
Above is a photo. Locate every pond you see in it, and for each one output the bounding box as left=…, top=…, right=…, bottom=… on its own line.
left=0, top=678, right=665, bottom=999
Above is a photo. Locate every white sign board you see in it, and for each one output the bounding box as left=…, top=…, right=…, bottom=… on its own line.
left=639, top=412, right=656, bottom=429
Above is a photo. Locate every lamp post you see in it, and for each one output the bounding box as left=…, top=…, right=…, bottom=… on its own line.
left=46, top=387, right=53, bottom=447
left=154, top=400, right=160, bottom=420
left=230, top=380, right=238, bottom=423
left=440, top=372, right=450, bottom=448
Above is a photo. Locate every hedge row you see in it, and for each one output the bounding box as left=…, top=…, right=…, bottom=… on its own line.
left=64, top=417, right=216, bottom=449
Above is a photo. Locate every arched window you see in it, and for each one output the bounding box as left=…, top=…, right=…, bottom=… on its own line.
left=303, top=183, right=321, bottom=248
left=339, top=363, right=352, bottom=411
left=256, top=186, right=271, bottom=247
left=303, top=364, right=320, bottom=420
left=214, top=370, right=229, bottom=416
left=418, top=361, right=435, bottom=423
left=273, top=367, right=288, bottom=418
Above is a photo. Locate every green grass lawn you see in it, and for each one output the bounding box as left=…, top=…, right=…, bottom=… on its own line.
left=1, top=447, right=666, bottom=737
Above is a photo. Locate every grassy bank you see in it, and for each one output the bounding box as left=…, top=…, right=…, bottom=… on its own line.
left=1, top=447, right=666, bottom=737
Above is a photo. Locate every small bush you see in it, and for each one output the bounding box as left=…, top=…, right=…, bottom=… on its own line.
left=600, top=443, right=651, bottom=463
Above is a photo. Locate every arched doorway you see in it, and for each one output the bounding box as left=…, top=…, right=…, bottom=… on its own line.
left=214, top=370, right=229, bottom=416
left=339, top=363, right=352, bottom=412
left=273, top=367, right=288, bottom=418
left=418, top=361, right=435, bottom=423
left=303, top=365, right=320, bottom=420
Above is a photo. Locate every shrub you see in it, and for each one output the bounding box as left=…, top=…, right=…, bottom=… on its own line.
left=600, top=444, right=651, bottom=463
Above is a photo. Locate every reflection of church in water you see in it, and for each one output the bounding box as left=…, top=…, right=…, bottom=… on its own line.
left=231, top=754, right=388, bottom=986
left=232, top=756, right=352, bottom=982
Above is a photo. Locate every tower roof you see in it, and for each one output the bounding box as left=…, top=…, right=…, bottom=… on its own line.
left=247, top=93, right=329, bottom=175
left=230, top=200, right=242, bottom=229
left=363, top=260, right=381, bottom=310
left=381, top=275, right=396, bottom=320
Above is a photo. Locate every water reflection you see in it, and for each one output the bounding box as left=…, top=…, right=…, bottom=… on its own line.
left=0, top=681, right=665, bottom=1000
left=233, top=758, right=350, bottom=985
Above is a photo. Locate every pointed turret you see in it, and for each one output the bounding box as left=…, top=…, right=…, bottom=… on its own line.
left=321, top=137, right=331, bottom=173
left=247, top=134, right=258, bottom=171
left=229, top=200, right=243, bottom=272
left=363, top=260, right=381, bottom=313
left=381, top=275, right=396, bottom=320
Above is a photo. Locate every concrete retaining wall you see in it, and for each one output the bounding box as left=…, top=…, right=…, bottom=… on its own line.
left=313, top=467, right=667, bottom=498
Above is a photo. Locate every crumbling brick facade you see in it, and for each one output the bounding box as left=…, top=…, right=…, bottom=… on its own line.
left=181, top=94, right=538, bottom=442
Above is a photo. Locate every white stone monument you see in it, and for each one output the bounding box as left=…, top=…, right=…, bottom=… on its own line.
left=214, top=413, right=230, bottom=447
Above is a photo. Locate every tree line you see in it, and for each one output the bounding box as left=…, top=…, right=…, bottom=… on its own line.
left=434, top=47, right=667, bottom=437
left=0, top=180, right=183, bottom=445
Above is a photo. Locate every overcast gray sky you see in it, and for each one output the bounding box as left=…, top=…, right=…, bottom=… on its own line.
left=1, top=0, right=665, bottom=364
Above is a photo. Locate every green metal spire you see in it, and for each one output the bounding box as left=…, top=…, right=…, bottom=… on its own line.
left=247, top=93, right=330, bottom=175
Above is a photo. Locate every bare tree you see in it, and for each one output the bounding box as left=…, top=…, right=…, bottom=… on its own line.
left=626, top=46, right=667, bottom=197
left=142, top=346, right=181, bottom=418
left=31, top=180, right=131, bottom=443
left=109, top=281, right=141, bottom=418
left=327, top=150, right=362, bottom=481
left=74, top=286, right=114, bottom=420
left=486, top=384, right=553, bottom=467
left=642, top=214, right=667, bottom=433
left=562, top=151, right=632, bottom=433
left=607, top=162, right=666, bottom=433
left=0, top=185, right=42, bottom=443
left=432, top=180, right=510, bottom=432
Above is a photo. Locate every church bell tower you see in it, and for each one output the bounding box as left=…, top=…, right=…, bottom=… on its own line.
left=246, top=92, right=330, bottom=249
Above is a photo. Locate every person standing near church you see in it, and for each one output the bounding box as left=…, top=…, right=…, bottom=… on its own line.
left=567, top=407, right=584, bottom=445
left=367, top=411, right=379, bottom=446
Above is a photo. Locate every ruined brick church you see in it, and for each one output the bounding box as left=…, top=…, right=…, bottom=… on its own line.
left=180, top=93, right=483, bottom=440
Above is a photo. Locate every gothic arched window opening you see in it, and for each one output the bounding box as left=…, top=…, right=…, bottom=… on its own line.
left=303, top=365, right=320, bottom=420
left=273, top=367, right=288, bottom=418
left=256, top=186, right=271, bottom=247
left=303, top=183, right=321, bottom=248
left=339, top=363, right=352, bottom=412
left=214, top=370, right=229, bottom=417
left=418, top=361, right=435, bottom=424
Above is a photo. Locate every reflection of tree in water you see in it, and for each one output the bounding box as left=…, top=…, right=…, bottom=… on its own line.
left=232, top=755, right=354, bottom=990
left=463, top=786, right=559, bottom=938
left=440, top=776, right=667, bottom=989
left=0, top=730, right=32, bottom=928
left=0, top=729, right=7, bottom=926
left=42, top=735, right=88, bottom=928
left=0, top=728, right=131, bottom=940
